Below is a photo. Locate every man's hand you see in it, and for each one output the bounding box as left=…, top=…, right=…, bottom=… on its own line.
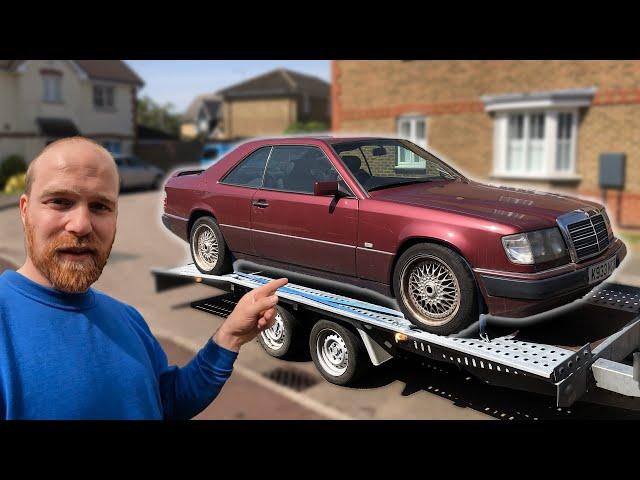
left=212, top=277, right=289, bottom=352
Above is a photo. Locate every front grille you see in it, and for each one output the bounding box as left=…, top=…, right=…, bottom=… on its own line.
left=567, top=213, right=610, bottom=262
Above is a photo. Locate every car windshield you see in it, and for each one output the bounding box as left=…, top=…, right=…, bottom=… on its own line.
left=331, top=139, right=463, bottom=192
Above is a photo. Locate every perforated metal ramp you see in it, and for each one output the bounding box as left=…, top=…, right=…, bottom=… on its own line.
left=155, top=264, right=590, bottom=383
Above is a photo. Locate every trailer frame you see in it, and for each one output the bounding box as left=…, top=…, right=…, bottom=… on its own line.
left=152, top=263, right=640, bottom=409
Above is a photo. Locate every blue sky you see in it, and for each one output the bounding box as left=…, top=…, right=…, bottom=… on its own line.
left=125, top=60, right=330, bottom=114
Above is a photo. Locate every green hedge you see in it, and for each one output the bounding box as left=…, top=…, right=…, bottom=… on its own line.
left=0, top=154, right=27, bottom=190
left=284, top=121, right=328, bottom=134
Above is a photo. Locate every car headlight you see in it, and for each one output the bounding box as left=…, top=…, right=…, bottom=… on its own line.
left=502, top=227, right=568, bottom=265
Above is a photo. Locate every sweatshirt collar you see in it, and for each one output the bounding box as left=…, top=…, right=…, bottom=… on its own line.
left=2, top=270, right=96, bottom=310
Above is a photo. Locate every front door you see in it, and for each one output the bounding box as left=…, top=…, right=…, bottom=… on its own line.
left=251, top=145, right=358, bottom=276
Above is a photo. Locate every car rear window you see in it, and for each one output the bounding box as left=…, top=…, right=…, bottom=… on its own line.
left=220, top=146, right=271, bottom=188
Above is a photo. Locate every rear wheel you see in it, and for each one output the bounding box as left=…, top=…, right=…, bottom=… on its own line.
left=309, top=320, right=371, bottom=386
left=189, top=216, right=233, bottom=275
left=393, top=243, right=478, bottom=335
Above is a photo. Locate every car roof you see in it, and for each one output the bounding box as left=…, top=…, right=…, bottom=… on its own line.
left=236, top=136, right=400, bottom=149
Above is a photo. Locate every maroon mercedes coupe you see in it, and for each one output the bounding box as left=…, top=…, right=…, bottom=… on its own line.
left=161, top=136, right=627, bottom=334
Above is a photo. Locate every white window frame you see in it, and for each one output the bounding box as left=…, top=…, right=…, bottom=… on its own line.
left=42, top=74, right=62, bottom=103
left=484, top=88, right=594, bottom=180
left=397, top=115, right=427, bottom=169
left=492, top=108, right=579, bottom=179
left=94, top=84, right=116, bottom=110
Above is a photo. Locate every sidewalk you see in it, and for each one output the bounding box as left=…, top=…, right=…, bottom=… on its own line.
left=0, top=194, right=20, bottom=210
left=158, top=337, right=326, bottom=419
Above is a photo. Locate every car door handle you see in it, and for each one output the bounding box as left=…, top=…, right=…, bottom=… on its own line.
left=252, top=199, right=269, bottom=208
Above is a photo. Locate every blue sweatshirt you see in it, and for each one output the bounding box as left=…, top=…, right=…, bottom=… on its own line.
left=0, top=270, right=238, bottom=420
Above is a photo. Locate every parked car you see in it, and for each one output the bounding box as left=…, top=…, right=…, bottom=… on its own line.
left=113, top=154, right=165, bottom=191
left=200, top=141, right=237, bottom=168
left=161, top=136, right=627, bottom=335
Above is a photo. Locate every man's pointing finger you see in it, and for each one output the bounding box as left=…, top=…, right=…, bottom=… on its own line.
left=252, top=277, right=288, bottom=299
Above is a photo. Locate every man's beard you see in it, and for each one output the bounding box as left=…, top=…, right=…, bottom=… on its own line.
left=24, top=217, right=114, bottom=293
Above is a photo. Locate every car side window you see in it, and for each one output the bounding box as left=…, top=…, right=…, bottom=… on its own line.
left=263, top=146, right=338, bottom=194
left=221, top=146, right=271, bottom=188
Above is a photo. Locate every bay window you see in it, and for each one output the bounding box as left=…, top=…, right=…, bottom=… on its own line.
left=483, top=88, right=594, bottom=179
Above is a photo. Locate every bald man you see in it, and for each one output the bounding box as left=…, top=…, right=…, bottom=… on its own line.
left=0, top=137, right=287, bottom=419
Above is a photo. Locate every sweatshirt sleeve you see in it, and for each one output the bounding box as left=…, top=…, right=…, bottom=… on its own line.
left=126, top=306, right=238, bottom=420
left=154, top=337, right=238, bottom=420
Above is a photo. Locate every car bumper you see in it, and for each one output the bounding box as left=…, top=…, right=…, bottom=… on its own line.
left=475, top=238, right=627, bottom=316
left=162, top=213, right=189, bottom=242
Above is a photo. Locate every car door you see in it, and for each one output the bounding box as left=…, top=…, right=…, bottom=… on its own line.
left=251, top=145, right=358, bottom=276
left=214, top=146, right=272, bottom=255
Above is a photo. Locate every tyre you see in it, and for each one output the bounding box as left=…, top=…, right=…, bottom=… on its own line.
left=258, top=305, right=307, bottom=359
left=309, top=320, right=371, bottom=386
left=189, top=216, right=233, bottom=275
left=393, top=243, right=478, bottom=335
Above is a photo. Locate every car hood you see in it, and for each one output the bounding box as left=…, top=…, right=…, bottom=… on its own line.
left=368, top=179, right=601, bottom=231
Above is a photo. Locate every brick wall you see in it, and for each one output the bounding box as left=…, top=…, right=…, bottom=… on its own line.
left=333, top=60, right=640, bottom=225
left=225, top=98, right=295, bottom=138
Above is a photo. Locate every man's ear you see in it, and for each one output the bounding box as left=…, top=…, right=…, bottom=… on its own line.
left=19, top=193, right=28, bottom=226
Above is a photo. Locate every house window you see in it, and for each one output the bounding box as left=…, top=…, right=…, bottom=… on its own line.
left=397, top=115, right=427, bottom=168
left=94, top=85, right=115, bottom=109
left=42, top=73, right=62, bottom=103
left=198, top=108, right=209, bottom=134
left=506, top=112, right=546, bottom=174
left=102, top=140, right=122, bottom=154
left=483, top=88, right=593, bottom=179
left=495, top=110, right=577, bottom=177
left=556, top=112, right=574, bottom=172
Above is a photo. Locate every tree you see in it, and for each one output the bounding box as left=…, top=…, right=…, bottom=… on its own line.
left=137, top=95, right=182, bottom=136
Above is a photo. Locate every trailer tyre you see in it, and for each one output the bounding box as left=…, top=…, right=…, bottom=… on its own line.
left=258, top=305, right=306, bottom=359
left=310, top=320, right=371, bottom=386
left=190, top=216, right=233, bottom=275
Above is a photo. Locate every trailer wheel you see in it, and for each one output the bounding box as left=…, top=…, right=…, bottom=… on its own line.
left=310, top=320, right=371, bottom=386
left=258, top=305, right=306, bottom=359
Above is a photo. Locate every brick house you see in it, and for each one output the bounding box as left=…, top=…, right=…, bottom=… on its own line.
left=181, top=68, right=331, bottom=141
left=331, top=61, right=640, bottom=226
left=0, top=60, right=144, bottom=162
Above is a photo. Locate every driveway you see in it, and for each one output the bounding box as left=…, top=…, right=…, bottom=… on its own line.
left=1, top=190, right=639, bottom=419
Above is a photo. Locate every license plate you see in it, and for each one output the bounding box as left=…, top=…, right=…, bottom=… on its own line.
left=588, top=256, right=617, bottom=284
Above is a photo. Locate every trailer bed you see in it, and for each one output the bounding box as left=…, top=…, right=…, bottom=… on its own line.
left=152, top=264, right=640, bottom=409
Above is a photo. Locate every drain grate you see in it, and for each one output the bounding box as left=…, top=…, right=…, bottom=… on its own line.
left=191, top=293, right=238, bottom=318
left=262, top=367, right=320, bottom=392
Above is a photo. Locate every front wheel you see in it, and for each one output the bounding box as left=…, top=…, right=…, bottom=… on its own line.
left=189, top=216, right=233, bottom=275
left=393, top=243, right=478, bottom=335
left=258, top=305, right=307, bottom=359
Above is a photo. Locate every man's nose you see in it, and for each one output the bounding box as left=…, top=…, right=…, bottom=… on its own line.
left=65, top=204, right=93, bottom=236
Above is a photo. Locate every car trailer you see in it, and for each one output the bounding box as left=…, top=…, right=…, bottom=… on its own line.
left=152, top=264, right=640, bottom=410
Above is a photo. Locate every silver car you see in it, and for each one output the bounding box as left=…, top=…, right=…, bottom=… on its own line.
left=113, top=154, right=165, bottom=190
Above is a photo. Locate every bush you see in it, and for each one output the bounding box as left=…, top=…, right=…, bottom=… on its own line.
left=284, top=121, right=328, bottom=134
left=0, top=154, right=27, bottom=190
left=4, top=172, right=25, bottom=194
